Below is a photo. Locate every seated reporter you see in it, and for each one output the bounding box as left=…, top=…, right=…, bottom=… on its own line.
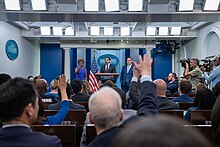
left=35, top=75, right=69, bottom=125
left=0, top=78, right=62, bottom=146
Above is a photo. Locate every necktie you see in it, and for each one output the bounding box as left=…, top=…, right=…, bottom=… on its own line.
left=105, top=65, right=108, bottom=72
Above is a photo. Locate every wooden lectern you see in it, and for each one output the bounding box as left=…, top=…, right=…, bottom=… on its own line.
left=95, top=73, right=119, bottom=83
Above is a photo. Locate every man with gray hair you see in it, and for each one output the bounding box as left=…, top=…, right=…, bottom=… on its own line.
left=184, top=58, right=202, bottom=93
left=88, top=87, right=123, bottom=147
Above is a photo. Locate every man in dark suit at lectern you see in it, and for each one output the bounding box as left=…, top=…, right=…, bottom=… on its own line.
left=99, top=57, right=116, bottom=83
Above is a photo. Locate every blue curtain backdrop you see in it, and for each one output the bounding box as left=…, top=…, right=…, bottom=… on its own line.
left=125, top=48, right=130, bottom=65
left=86, top=48, right=91, bottom=80
left=70, top=48, right=77, bottom=81
left=151, top=48, right=172, bottom=80
left=40, top=44, right=64, bottom=84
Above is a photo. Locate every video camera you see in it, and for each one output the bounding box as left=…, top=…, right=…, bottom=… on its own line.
left=179, top=59, right=190, bottom=69
left=199, top=59, right=213, bottom=72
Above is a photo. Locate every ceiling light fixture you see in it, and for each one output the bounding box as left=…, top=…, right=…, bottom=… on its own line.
left=90, top=26, right=100, bottom=36
left=4, top=0, right=21, bottom=10
left=146, top=27, right=156, bottom=36
left=104, top=27, right=114, bottom=36
left=159, top=27, right=169, bottom=36
left=84, top=0, right=99, bottom=11
left=65, top=27, right=75, bottom=36
left=179, top=0, right=195, bottom=11
left=31, top=0, right=47, bottom=10
left=105, top=0, right=119, bottom=12
left=128, top=0, right=143, bottom=11
left=171, top=27, right=181, bottom=35
left=53, top=27, right=63, bottom=36
left=121, top=27, right=130, bottom=36
left=204, top=0, right=220, bottom=11
left=40, top=26, right=51, bottom=35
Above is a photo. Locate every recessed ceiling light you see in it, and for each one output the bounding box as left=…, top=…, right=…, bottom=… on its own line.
left=65, top=27, right=75, bottom=36
left=85, top=0, right=99, bottom=11
left=104, top=27, right=113, bottom=36
left=204, top=0, right=220, bottom=11
left=4, top=0, right=21, bottom=10
left=159, top=27, right=168, bottom=36
left=53, top=27, right=63, bottom=36
left=171, top=27, right=181, bottom=35
left=128, top=0, right=143, bottom=11
left=179, top=0, right=195, bottom=11
left=121, top=27, right=130, bottom=36
left=105, top=0, right=119, bottom=12
left=31, top=0, right=47, bottom=10
left=40, top=26, right=51, bottom=35
left=146, top=27, right=156, bottom=36
left=90, top=26, right=100, bottom=36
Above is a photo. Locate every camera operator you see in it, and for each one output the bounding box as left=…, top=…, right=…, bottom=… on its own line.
left=184, top=58, right=202, bottom=93
left=202, top=55, right=220, bottom=89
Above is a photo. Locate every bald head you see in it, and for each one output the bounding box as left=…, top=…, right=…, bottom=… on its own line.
left=89, top=87, right=122, bottom=132
left=154, top=79, right=166, bottom=97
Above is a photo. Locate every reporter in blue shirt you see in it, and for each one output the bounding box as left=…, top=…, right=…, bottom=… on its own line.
left=36, top=75, right=69, bottom=125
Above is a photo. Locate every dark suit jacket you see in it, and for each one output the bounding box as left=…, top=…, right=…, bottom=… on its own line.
left=157, top=96, right=180, bottom=110
left=100, top=64, right=116, bottom=73
left=120, top=65, right=133, bottom=86
left=72, top=92, right=90, bottom=102
left=167, top=80, right=178, bottom=96
left=128, top=81, right=139, bottom=110
left=88, top=81, right=158, bottom=147
left=88, top=127, right=122, bottom=147
left=172, top=94, right=194, bottom=103
left=0, top=126, right=61, bottom=147
left=48, top=100, right=85, bottom=111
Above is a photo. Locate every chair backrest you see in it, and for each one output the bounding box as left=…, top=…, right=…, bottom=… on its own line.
left=43, top=101, right=53, bottom=109
left=86, top=124, right=96, bottom=145
left=190, top=110, right=212, bottom=125
left=159, top=110, right=184, bottom=119
left=44, top=110, right=86, bottom=125
left=184, top=125, right=214, bottom=143
left=76, top=102, right=89, bottom=112
left=178, top=102, right=194, bottom=110
left=31, top=125, right=76, bottom=147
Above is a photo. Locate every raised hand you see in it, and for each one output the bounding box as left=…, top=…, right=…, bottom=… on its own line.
left=132, top=61, right=141, bottom=78
left=133, top=54, right=153, bottom=76
left=58, top=74, right=68, bottom=101
left=58, top=74, right=67, bottom=90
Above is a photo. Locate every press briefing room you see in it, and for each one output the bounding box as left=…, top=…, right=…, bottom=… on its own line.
left=0, top=0, right=220, bottom=147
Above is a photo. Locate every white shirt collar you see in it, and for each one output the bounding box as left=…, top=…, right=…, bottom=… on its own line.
left=2, top=124, right=30, bottom=129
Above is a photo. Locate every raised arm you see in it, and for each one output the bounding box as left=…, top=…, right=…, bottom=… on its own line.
left=133, top=54, right=158, bottom=116
left=45, top=75, right=69, bottom=125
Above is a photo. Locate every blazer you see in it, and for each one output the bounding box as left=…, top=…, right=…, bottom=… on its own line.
left=48, top=100, right=85, bottom=111
left=157, top=96, right=180, bottom=110
left=167, top=80, right=178, bottom=96
left=172, top=94, right=194, bottom=103
left=120, top=65, right=134, bottom=86
left=88, top=127, right=122, bottom=147
left=0, top=126, right=61, bottom=147
left=128, top=81, right=139, bottom=110
left=72, top=92, right=90, bottom=102
left=100, top=64, right=116, bottom=73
